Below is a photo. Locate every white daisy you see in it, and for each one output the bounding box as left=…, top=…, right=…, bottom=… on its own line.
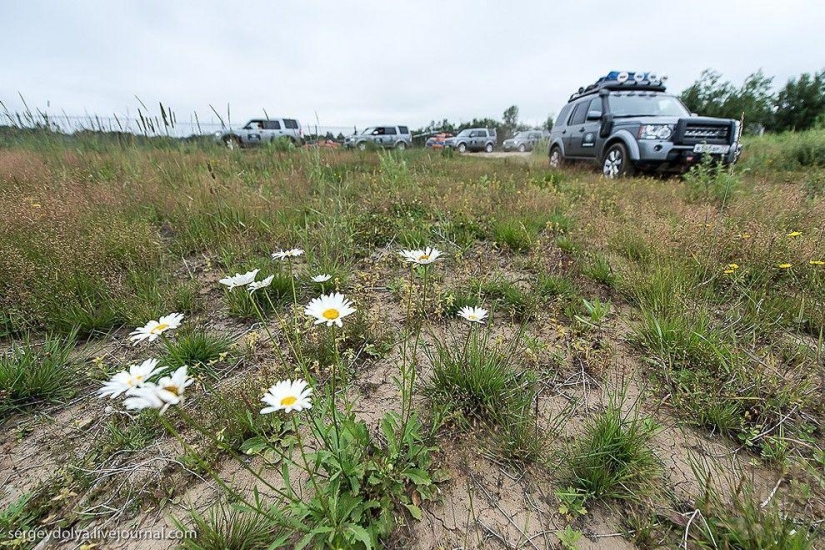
left=311, top=274, right=332, bottom=283
left=124, top=366, right=194, bottom=414
left=97, top=358, right=166, bottom=399
left=261, top=379, right=313, bottom=414
left=399, top=247, right=442, bottom=265
left=129, top=313, right=185, bottom=345
left=271, top=248, right=305, bottom=261
left=304, top=292, right=356, bottom=328
left=458, top=306, right=488, bottom=323
left=248, top=274, right=274, bottom=294
left=219, top=269, right=260, bottom=291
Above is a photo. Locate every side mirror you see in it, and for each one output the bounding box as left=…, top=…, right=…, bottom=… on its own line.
left=586, top=110, right=602, bottom=121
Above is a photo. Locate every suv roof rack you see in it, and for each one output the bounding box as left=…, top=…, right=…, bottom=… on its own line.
left=568, top=71, right=667, bottom=102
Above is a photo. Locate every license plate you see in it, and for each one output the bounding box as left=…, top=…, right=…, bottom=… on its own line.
left=693, top=143, right=730, bottom=154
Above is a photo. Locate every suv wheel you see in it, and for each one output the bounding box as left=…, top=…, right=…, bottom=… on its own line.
left=485, top=143, right=494, bottom=153
left=357, top=141, right=367, bottom=151
left=518, top=144, right=526, bottom=153
left=458, top=143, right=467, bottom=153
left=395, top=141, right=407, bottom=151
left=549, top=146, right=564, bottom=168
left=602, top=143, right=635, bottom=179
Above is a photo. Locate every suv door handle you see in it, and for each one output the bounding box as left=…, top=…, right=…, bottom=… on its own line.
left=579, top=128, right=585, bottom=132
left=562, top=130, right=567, bottom=135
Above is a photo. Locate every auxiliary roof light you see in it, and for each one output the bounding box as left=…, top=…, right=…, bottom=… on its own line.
left=617, top=71, right=629, bottom=83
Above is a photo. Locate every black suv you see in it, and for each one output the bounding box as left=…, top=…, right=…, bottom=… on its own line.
left=547, top=71, right=741, bottom=177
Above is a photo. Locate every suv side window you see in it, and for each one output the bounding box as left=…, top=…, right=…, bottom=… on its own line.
left=587, top=98, right=602, bottom=117
left=557, top=105, right=572, bottom=128
left=570, top=102, right=588, bottom=126
left=283, top=119, right=298, bottom=129
left=385, top=127, right=397, bottom=135
left=264, top=120, right=281, bottom=130
left=398, top=126, right=409, bottom=135
left=477, top=130, right=487, bottom=138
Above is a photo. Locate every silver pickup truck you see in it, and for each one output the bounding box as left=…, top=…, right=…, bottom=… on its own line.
left=216, top=118, right=303, bottom=148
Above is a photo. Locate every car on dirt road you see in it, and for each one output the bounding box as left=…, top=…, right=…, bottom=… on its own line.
left=425, top=132, right=453, bottom=149
left=547, top=71, right=742, bottom=177
left=502, top=130, right=548, bottom=152
left=217, top=118, right=303, bottom=149
left=443, top=128, right=497, bottom=153
left=344, top=126, right=412, bottom=150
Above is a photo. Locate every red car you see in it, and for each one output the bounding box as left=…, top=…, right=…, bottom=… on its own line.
left=425, top=132, right=453, bottom=149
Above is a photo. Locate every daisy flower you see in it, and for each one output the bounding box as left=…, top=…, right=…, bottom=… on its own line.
left=219, top=269, right=260, bottom=291
left=399, top=247, right=442, bottom=265
left=129, top=313, right=184, bottom=345
left=248, top=274, right=274, bottom=294
left=458, top=306, right=488, bottom=323
left=311, top=274, right=332, bottom=283
left=271, top=248, right=305, bottom=261
left=97, top=358, right=165, bottom=399
left=304, top=292, right=356, bottom=327
left=261, top=379, right=313, bottom=414
left=124, top=366, right=194, bottom=414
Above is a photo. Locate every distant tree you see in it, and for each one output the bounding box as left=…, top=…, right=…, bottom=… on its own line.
left=336, top=132, right=345, bottom=141
left=324, top=131, right=334, bottom=140
left=502, top=105, right=519, bottom=138
left=771, top=70, right=825, bottom=132
left=543, top=114, right=555, bottom=132
left=680, top=69, right=774, bottom=131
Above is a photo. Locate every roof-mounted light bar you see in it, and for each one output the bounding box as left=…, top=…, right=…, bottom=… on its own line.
left=569, top=71, right=669, bottom=102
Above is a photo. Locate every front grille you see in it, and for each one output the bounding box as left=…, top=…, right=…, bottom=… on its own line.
left=681, top=124, right=731, bottom=144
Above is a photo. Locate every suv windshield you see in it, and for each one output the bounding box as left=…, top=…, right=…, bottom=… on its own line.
left=514, top=132, right=531, bottom=139
left=608, top=93, right=689, bottom=118
left=360, top=127, right=376, bottom=135
left=456, top=129, right=472, bottom=137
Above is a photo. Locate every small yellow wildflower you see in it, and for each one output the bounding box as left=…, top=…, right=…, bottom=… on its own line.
left=777, top=263, right=792, bottom=269
left=810, top=260, right=825, bottom=266
left=787, top=231, right=802, bottom=238
left=739, top=233, right=751, bottom=239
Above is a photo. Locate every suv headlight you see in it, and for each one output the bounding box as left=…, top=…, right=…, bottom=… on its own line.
left=638, top=124, right=674, bottom=140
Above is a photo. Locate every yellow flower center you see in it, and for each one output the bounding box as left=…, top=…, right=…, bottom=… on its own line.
left=151, top=323, right=169, bottom=334
left=165, top=384, right=180, bottom=396
left=418, top=254, right=430, bottom=261
left=468, top=315, right=478, bottom=320
left=322, top=308, right=340, bottom=320
left=280, top=395, right=298, bottom=406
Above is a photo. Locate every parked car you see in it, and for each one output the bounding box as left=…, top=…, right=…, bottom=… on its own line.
left=444, top=128, right=497, bottom=153
left=547, top=71, right=742, bottom=177
left=425, top=132, right=453, bottom=149
left=216, top=118, right=303, bottom=149
left=502, top=130, right=548, bottom=152
left=344, top=126, right=412, bottom=150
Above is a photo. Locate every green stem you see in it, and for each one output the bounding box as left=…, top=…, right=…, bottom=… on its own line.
left=329, top=324, right=342, bottom=451
left=291, top=415, right=329, bottom=516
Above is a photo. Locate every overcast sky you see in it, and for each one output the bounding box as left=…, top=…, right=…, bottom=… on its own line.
left=1, top=1, right=822, bottom=133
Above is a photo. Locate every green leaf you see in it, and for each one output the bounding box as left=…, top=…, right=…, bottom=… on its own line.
left=404, top=503, right=423, bottom=520
left=346, top=524, right=374, bottom=550
left=240, top=435, right=267, bottom=455
left=403, top=468, right=431, bottom=486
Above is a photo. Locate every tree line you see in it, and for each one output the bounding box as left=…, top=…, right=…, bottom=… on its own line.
left=680, top=68, right=825, bottom=133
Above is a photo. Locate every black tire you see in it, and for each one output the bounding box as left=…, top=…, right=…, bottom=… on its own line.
left=395, top=141, right=407, bottom=151
left=602, top=142, right=635, bottom=179
left=457, top=142, right=467, bottom=153
left=485, top=143, right=494, bottom=153
left=549, top=146, right=564, bottom=168
left=518, top=144, right=526, bottom=153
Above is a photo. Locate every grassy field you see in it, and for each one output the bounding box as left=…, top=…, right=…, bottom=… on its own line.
left=1, top=130, right=824, bottom=549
